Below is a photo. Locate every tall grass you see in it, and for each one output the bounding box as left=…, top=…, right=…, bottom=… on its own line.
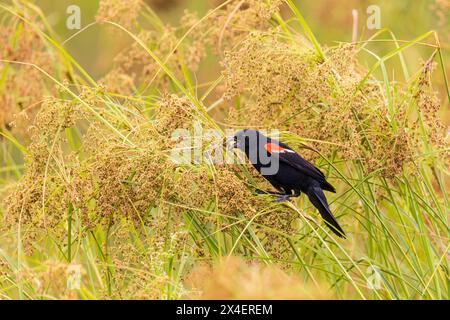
left=0, top=0, right=448, bottom=300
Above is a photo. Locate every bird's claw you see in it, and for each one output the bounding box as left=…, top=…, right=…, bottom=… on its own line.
left=255, top=189, right=293, bottom=202
left=273, top=195, right=292, bottom=203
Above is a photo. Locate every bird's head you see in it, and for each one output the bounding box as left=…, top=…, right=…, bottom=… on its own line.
left=224, top=129, right=266, bottom=154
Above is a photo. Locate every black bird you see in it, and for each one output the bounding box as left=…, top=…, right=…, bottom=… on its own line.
left=227, top=129, right=345, bottom=238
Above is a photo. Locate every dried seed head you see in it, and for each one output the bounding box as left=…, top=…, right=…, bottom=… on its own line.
left=96, top=0, right=142, bottom=31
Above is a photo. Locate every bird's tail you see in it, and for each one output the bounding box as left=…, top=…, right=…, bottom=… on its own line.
left=321, top=180, right=336, bottom=193
left=307, top=186, right=346, bottom=238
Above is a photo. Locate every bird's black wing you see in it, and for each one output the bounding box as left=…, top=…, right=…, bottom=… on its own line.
left=277, top=151, right=324, bottom=179
left=269, top=143, right=336, bottom=192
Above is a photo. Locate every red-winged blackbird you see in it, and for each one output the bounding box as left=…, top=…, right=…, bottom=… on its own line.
left=228, top=129, right=345, bottom=238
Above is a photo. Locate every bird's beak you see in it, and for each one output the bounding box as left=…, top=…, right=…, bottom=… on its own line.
left=223, top=137, right=237, bottom=149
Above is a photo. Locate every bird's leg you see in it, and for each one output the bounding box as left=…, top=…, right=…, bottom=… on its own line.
left=273, top=194, right=292, bottom=202
left=272, top=190, right=302, bottom=203
left=255, top=188, right=296, bottom=202
left=255, top=189, right=302, bottom=203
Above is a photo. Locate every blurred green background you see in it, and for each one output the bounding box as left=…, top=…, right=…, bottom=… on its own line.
left=32, top=0, right=450, bottom=121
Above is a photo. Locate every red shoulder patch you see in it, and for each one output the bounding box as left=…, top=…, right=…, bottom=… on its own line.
left=264, top=142, right=285, bottom=153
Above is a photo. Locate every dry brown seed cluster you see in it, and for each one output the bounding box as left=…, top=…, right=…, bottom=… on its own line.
left=0, top=22, right=56, bottom=135
left=153, top=94, right=197, bottom=134
left=3, top=96, right=89, bottom=249
left=96, top=0, right=143, bottom=31
left=414, top=59, right=448, bottom=158
left=100, top=27, right=190, bottom=94
left=98, top=68, right=135, bottom=96
left=203, top=0, right=283, bottom=54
